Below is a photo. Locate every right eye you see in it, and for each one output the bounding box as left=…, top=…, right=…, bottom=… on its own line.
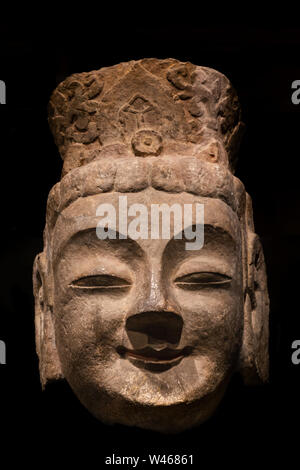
left=70, top=274, right=131, bottom=290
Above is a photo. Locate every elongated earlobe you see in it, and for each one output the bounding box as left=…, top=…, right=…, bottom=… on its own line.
left=33, top=253, right=64, bottom=389
left=240, top=233, right=269, bottom=384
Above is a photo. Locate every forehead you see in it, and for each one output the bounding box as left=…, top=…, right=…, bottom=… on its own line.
left=51, top=187, right=241, bottom=263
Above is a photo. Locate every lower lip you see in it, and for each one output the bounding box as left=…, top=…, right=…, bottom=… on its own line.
left=124, top=351, right=185, bottom=365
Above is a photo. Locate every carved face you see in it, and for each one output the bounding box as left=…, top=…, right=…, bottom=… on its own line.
left=49, top=187, right=244, bottom=431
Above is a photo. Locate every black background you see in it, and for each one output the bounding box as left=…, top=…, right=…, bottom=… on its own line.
left=0, top=16, right=299, bottom=466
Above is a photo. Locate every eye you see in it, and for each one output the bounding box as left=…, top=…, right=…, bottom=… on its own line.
left=70, top=274, right=131, bottom=290
left=174, top=272, right=232, bottom=289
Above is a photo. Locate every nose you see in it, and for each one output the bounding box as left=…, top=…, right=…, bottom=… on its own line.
left=140, top=268, right=168, bottom=312
left=126, top=267, right=183, bottom=350
left=126, top=266, right=182, bottom=349
left=126, top=311, right=183, bottom=350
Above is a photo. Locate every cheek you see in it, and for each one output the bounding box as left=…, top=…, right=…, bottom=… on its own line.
left=52, top=282, right=132, bottom=369
left=173, top=288, right=244, bottom=354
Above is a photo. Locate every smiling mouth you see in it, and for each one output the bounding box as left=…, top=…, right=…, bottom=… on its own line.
left=117, top=346, right=192, bottom=371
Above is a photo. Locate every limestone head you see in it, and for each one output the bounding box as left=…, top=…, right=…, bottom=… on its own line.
left=33, top=59, right=269, bottom=433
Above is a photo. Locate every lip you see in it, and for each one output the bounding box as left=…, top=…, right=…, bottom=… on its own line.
left=117, top=346, right=192, bottom=365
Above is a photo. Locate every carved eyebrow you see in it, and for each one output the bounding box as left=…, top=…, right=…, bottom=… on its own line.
left=52, top=226, right=145, bottom=266
left=163, top=223, right=238, bottom=253
left=52, top=216, right=238, bottom=265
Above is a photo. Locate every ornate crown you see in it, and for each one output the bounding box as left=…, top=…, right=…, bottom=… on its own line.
left=48, top=58, right=244, bottom=176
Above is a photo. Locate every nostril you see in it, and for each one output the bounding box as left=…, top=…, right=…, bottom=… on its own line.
left=126, top=311, right=183, bottom=349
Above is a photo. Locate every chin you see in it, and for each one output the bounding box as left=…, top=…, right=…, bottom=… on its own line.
left=70, top=357, right=231, bottom=433
left=85, top=381, right=228, bottom=433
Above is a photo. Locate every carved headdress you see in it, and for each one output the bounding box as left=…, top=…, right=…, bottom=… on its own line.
left=48, top=58, right=244, bottom=176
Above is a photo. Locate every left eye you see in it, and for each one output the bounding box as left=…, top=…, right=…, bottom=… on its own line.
left=174, top=272, right=232, bottom=288
left=70, top=275, right=131, bottom=289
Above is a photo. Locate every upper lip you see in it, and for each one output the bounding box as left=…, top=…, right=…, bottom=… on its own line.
left=117, top=346, right=192, bottom=364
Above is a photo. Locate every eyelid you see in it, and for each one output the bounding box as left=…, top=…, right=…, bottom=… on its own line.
left=70, top=274, right=132, bottom=289
left=174, top=272, right=232, bottom=286
left=173, top=258, right=233, bottom=281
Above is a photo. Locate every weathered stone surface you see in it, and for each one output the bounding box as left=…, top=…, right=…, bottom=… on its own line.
left=33, top=59, right=269, bottom=433
left=48, top=58, right=244, bottom=176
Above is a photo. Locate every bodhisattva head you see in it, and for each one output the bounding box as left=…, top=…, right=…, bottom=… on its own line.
left=33, top=59, right=269, bottom=433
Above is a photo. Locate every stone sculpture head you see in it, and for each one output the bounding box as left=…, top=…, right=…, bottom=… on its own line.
left=33, top=59, right=269, bottom=433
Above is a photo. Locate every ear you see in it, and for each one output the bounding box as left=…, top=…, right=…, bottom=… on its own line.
left=33, top=252, right=64, bottom=389
left=239, top=233, right=269, bottom=384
